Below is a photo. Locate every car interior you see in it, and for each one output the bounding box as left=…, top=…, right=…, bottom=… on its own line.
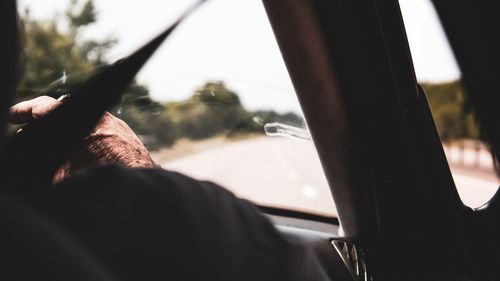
left=2, top=0, right=500, bottom=280
left=263, top=1, right=500, bottom=280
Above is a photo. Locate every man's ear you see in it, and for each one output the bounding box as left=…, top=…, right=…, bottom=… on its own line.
left=0, top=0, right=19, bottom=145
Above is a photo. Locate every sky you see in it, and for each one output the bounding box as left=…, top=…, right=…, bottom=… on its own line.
left=17, top=0, right=461, bottom=112
left=398, top=0, right=461, bottom=82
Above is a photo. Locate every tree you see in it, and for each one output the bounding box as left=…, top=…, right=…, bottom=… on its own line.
left=17, top=0, right=171, bottom=144
left=17, top=0, right=115, bottom=100
left=422, top=80, right=480, bottom=142
left=66, top=0, right=97, bottom=28
left=165, top=81, right=248, bottom=140
left=161, top=81, right=305, bottom=141
left=17, top=3, right=305, bottom=149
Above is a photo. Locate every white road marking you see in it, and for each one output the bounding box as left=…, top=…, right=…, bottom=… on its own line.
left=301, top=185, right=318, bottom=199
left=453, top=174, right=498, bottom=192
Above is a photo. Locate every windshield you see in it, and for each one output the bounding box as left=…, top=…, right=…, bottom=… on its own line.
left=17, top=0, right=336, bottom=216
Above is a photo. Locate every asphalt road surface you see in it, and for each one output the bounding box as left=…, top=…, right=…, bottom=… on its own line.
left=162, top=137, right=499, bottom=217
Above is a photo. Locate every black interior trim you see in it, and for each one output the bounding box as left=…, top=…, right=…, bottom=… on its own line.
left=257, top=205, right=339, bottom=225
left=264, top=0, right=468, bottom=278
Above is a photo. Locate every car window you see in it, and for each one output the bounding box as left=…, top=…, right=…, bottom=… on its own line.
left=399, top=0, right=500, bottom=208
left=17, top=0, right=336, bottom=216
left=19, top=0, right=499, bottom=214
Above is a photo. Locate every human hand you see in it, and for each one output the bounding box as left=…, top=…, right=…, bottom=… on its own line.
left=9, top=96, right=159, bottom=182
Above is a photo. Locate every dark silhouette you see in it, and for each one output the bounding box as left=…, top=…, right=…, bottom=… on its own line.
left=0, top=1, right=329, bottom=280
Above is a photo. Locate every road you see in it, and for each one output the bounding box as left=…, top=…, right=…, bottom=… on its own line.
left=444, top=145, right=499, bottom=208
left=162, top=137, right=499, bottom=216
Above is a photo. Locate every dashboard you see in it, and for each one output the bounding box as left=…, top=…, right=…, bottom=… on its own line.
left=268, top=214, right=355, bottom=281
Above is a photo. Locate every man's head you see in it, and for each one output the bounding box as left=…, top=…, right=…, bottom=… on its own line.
left=0, top=0, right=19, bottom=145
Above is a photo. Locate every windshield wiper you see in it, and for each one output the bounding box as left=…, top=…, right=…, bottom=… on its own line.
left=264, top=122, right=312, bottom=142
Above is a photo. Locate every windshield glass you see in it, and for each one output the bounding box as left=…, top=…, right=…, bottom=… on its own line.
left=17, top=0, right=336, bottom=216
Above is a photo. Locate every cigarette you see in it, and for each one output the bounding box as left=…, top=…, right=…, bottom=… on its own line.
left=57, top=94, right=71, bottom=103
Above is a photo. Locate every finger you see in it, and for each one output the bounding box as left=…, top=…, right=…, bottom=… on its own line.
left=9, top=96, right=62, bottom=124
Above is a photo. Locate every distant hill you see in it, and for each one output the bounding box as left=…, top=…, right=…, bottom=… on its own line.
left=119, top=81, right=304, bottom=149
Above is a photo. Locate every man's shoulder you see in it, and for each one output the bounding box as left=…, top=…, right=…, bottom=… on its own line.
left=32, top=165, right=330, bottom=281
left=52, top=165, right=235, bottom=203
